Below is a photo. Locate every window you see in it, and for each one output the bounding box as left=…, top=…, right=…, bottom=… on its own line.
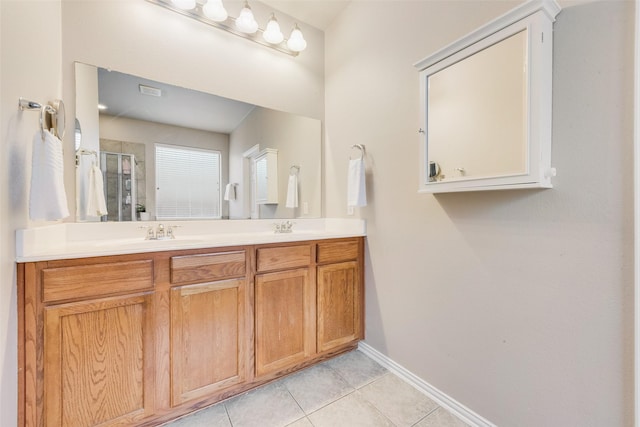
left=155, top=144, right=221, bottom=219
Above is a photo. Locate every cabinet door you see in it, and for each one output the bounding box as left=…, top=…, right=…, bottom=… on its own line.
left=255, top=268, right=314, bottom=377
left=317, top=261, right=363, bottom=352
left=44, top=293, right=155, bottom=427
left=170, top=279, right=248, bottom=406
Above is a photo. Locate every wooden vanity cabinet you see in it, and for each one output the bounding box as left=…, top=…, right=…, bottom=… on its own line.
left=169, top=250, right=252, bottom=406
left=20, top=256, right=157, bottom=427
left=316, top=239, right=364, bottom=353
left=18, top=237, right=364, bottom=427
left=254, top=244, right=315, bottom=377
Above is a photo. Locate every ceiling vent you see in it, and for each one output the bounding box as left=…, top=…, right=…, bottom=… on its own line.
left=139, top=84, right=162, bottom=97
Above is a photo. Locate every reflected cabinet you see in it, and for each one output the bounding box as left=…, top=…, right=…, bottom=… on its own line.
left=415, top=0, right=561, bottom=193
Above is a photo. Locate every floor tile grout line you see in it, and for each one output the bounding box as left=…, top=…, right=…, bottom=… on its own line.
left=409, top=405, right=443, bottom=427
left=223, top=402, right=234, bottom=427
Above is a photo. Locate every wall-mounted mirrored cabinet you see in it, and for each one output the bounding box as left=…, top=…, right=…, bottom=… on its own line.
left=415, top=0, right=561, bottom=193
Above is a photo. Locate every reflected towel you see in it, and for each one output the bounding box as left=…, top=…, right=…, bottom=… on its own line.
left=286, top=174, right=298, bottom=208
left=29, top=130, right=70, bottom=221
left=347, top=157, right=367, bottom=207
left=86, top=164, right=108, bottom=217
left=224, top=183, right=236, bottom=201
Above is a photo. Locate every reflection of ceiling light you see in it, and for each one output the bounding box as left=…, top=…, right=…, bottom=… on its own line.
left=97, top=104, right=108, bottom=110
left=263, top=14, right=284, bottom=45
left=146, top=0, right=307, bottom=56
left=139, top=84, right=162, bottom=97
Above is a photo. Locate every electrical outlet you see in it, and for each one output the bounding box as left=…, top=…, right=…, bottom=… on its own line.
left=303, top=202, right=309, bottom=215
left=347, top=206, right=354, bottom=215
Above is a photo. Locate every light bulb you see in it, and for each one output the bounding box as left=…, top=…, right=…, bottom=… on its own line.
left=263, top=14, right=284, bottom=44
left=287, top=24, right=307, bottom=52
left=202, top=0, right=228, bottom=22
left=235, top=2, right=258, bottom=34
left=171, top=0, right=196, bottom=10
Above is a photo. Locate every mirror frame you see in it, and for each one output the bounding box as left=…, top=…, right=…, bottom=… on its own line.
left=414, top=0, right=561, bottom=193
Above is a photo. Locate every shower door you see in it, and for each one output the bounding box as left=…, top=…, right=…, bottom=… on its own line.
left=101, top=152, right=137, bottom=222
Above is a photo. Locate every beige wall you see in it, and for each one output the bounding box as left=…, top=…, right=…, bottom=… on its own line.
left=325, top=1, right=634, bottom=425
left=229, top=107, right=322, bottom=219
left=1, top=2, right=63, bottom=425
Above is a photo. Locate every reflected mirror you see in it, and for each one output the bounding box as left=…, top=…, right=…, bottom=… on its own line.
left=74, top=62, right=321, bottom=221
left=427, top=30, right=527, bottom=182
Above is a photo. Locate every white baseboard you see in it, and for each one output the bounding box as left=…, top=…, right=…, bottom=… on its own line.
left=357, top=342, right=496, bottom=427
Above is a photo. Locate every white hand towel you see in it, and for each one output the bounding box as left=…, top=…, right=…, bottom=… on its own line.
left=224, top=183, right=236, bottom=201
left=29, top=130, right=70, bottom=221
left=347, top=157, right=367, bottom=207
left=286, top=174, right=298, bottom=208
left=86, top=164, right=108, bottom=217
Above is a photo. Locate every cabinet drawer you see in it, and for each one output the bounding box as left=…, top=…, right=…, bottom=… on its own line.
left=42, top=260, right=154, bottom=303
left=256, top=245, right=311, bottom=272
left=171, top=251, right=246, bottom=285
left=317, top=240, right=359, bottom=264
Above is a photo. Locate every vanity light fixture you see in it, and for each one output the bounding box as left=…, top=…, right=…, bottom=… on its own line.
left=263, top=14, right=284, bottom=44
left=235, top=2, right=259, bottom=34
left=287, top=24, right=307, bottom=52
left=146, top=0, right=306, bottom=56
left=202, top=0, right=227, bottom=22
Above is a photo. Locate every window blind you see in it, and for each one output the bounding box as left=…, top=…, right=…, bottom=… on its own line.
left=155, top=144, right=221, bottom=219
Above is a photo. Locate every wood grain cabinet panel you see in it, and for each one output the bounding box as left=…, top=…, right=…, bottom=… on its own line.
left=317, top=240, right=359, bottom=264
left=43, top=293, right=155, bottom=426
left=256, top=245, right=311, bottom=272
left=317, top=261, right=363, bottom=352
left=171, top=251, right=246, bottom=285
left=170, top=279, right=248, bottom=406
left=42, top=260, right=153, bottom=303
left=255, top=268, right=315, bottom=377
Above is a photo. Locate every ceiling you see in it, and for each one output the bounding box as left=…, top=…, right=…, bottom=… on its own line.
left=98, top=68, right=256, bottom=134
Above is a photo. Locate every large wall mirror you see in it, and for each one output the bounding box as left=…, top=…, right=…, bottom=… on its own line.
left=415, top=0, right=560, bottom=193
left=75, top=62, right=321, bottom=222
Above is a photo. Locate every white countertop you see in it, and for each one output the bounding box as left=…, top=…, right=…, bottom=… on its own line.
left=16, top=218, right=366, bottom=262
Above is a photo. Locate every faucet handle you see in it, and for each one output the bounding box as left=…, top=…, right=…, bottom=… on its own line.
left=167, top=225, right=181, bottom=239
left=139, top=225, right=155, bottom=240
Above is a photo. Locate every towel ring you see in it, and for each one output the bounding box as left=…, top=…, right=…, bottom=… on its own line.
left=350, top=144, right=365, bottom=160
left=39, top=105, right=55, bottom=141
left=51, top=99, right=66, bottom=140
left=290, top=165, right=300, bottom=175
left=19, top=97, right=65, bottom=140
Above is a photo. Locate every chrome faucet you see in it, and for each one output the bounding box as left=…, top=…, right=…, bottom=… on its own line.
left=166, top=225, right=179, bottom=239
left=143, top=225, right=155, bottom=240
left=141, top=223, right=178, bottom=240
left=156, top=224, right=165, bottom=239
left=274, top=220, right=294, bottom=233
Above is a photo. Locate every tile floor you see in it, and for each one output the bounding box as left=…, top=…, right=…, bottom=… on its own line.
left=163, top=350, right=469, bottom=427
